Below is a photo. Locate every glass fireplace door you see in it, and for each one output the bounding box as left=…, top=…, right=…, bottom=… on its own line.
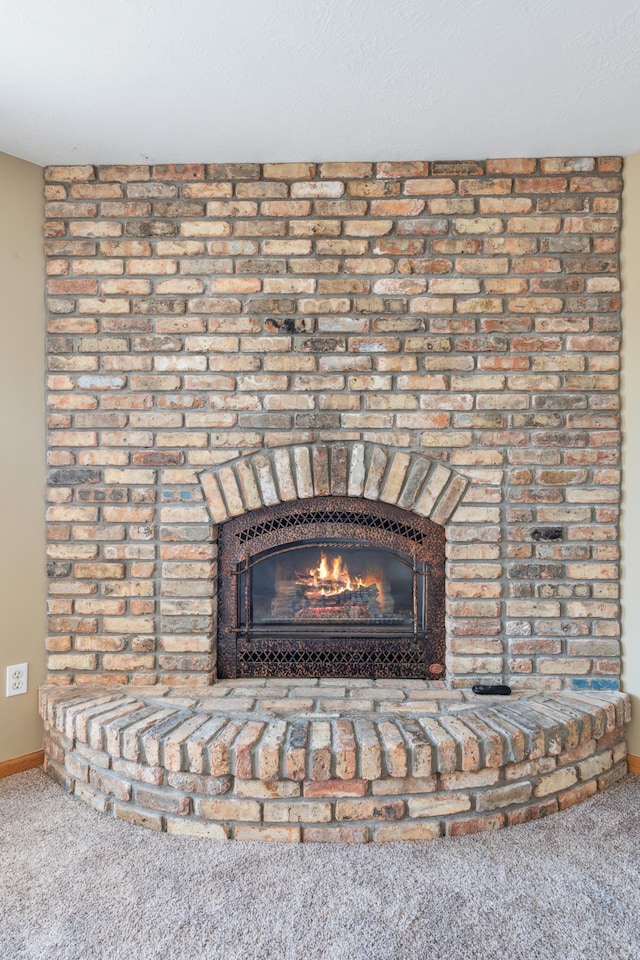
left=242, top=542, right=420, bottom=631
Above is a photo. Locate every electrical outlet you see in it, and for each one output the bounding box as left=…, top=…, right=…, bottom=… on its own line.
left=6, top=663, right=28, bottom=697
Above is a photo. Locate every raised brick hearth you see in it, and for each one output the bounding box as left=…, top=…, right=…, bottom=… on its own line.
left=42, top=156, right=629, bottom=837
left=41, top=683, right=629, bottom=841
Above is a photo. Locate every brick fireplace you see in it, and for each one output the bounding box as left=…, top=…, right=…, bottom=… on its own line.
left=213, top=454, right=448, bottom=679
left=41, top=157, right=630, bottom=840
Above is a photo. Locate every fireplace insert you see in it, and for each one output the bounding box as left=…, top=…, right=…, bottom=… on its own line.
left=217, top=497, right=445, bottom=679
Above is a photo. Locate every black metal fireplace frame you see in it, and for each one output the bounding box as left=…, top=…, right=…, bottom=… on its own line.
left=217, top=496, right=446, bottom=679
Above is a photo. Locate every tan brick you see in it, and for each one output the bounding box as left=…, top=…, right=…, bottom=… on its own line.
left=459, top=178, right=512, bottom=196
left=73, top=782, right=111, bottom=814
left=577, top=751, right=612, bottom=780
left=196, top=798, right=261, bottom=821
left=371, top=776, right=436, bottom=795
left=290, top=181, right=344, bottom=198
left=514, top=177, right=567, bottom=193
left=98, top=165, right=150, bottom=182
left=114, top=804, right=162, bottom=831
left=475, top=782, right=532, bottom=810
left=533, top=767, right=578, bottom=797
left=303, top=825, right=369, bottom=843
left=377, top=161, right=428, bottom=178
left=440, top=769, right=501, bottom=790
left=430, top=278, right=480, bottom=294
left=303, top=779, right=367, bottom=798
left=261, top=200, right=312, bottom=217
left=263, top=239, right=312, bottom=255
left=320, top=162, right=373, bottom=178
left=260, top=162, right=315, bottom=179
left=407, top=794, right=471, bottom=816
left=263, top=801, right=332, bottom=823
left=207, top=163, right=260, bottom=180
left=373, top=823, right=440, bottom=841
left=571, top=176, right=620, bottom=193
left=409, top=297, right=454, bottom=314
left=454, top=218, right=504, bottom=235
left=183, top=183, right=233, bottom=199
left=210, top=278, right=261, bottom=294
left=151, top=163, right=204, bottom=180
left=335, top=799, right=404, bottom=821
left=446, top=814, right=505, bottom=836
left=46, top=166, right=96, bottom=182
left=77, top=298, right=130, bottom=315
left=557, top=781, right=598, bottom=810
left=508, top=216, right=561, bottom=233
left=486, top=159, right=536, bottom=174
left=479, top=197, right=532, bottom=214
left=166, top=819, right=229, bottom=839
left=289, top=219, right=341, bottom=237
left=234, top=825, right=301, bottom=842
left=404, top=178, right=455, bottom=195
left=506, top=798, right=558, bottom=825
left=541, top=158, right=595, bottom=173
left=344, top=220, right=393, bottom=237
left=181, top=221, right=233, bottom=238
left=47, top=648, right=98, bottom=670
left=370, top=199, right=425, bottom=216
left=234, top=780, right=301, bottom=799
left=100, top=240, right=151, bottom=256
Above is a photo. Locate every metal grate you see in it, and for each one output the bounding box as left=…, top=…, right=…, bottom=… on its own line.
left=237, top=636, right=427, bottom=679
left=237, top=508, right=431, bottom=545
left=218, top=495, right=446, bottom=680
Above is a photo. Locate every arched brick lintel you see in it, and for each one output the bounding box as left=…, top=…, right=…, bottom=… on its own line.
left=198, top=443, right=482, bottom=527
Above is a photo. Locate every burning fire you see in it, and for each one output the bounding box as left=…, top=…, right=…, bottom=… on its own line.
left=296, top=552, right=379, bottom=598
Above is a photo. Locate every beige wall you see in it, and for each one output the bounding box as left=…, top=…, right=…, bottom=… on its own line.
left=622, top=151, right=640, bottom=756
left=0, top=151, right=45, bottom=764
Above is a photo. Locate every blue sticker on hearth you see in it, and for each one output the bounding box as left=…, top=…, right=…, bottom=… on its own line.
left=570, top=678, right=620, bottom=691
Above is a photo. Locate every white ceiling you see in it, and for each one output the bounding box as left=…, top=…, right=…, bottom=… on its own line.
left=2, top=0, right=640, bottom=165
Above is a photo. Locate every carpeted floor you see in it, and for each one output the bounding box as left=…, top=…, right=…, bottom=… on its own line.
left=0, top=770, right=638, bottom=960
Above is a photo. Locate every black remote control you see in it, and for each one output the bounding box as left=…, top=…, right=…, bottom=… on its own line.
left=471, top=683, right=512, bottom=696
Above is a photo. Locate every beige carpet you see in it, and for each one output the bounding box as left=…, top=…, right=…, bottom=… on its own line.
left=0, top=770, right=638, bottom=960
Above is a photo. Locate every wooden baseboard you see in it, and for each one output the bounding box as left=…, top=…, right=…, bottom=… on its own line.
left=0, top=749, right=44, bottom=779
left=628, top=754, right=640, bottom=775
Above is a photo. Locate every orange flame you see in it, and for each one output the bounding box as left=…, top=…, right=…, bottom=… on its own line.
left=296, top=552, right=380, bottom=598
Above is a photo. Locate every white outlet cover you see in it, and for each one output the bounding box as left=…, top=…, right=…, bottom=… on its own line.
left=6, top=663, right=28, bottom=697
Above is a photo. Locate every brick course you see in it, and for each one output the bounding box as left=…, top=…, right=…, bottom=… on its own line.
left=44, top=158, right=622, bottom=689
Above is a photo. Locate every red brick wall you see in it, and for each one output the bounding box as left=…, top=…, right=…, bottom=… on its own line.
left=44, top=158, right=622, bottom=689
